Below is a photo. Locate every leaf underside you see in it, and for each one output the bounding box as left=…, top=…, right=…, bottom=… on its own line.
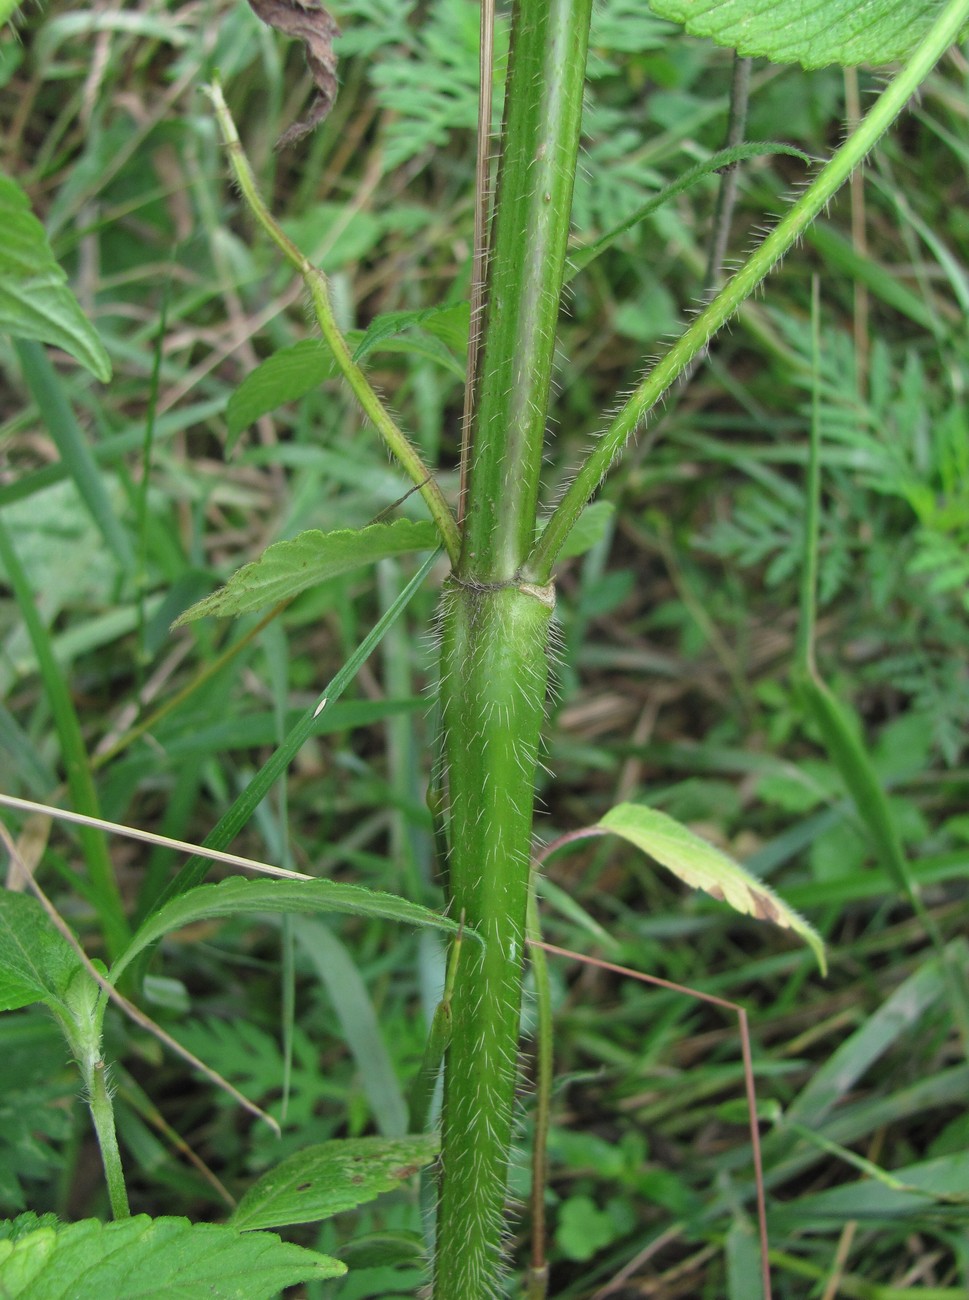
left=0, top=892, right=82, bottom=1015
left=231, top=1134, right=439, bottom=1231
left=599, top=803, right=826, bottom=973
left=648, top=0, right=957, bottom=69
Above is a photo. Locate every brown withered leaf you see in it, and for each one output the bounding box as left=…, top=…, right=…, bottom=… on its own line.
left=247, top=0, right=340, bottom=148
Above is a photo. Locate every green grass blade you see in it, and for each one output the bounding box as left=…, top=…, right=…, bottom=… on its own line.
left=0, top=517, right=130, bottom=959
left=151, top=548, right=441, bottom=911
left=13, top=339, right=132, bottom=576
left=293, top=917, right=408, bottom=1139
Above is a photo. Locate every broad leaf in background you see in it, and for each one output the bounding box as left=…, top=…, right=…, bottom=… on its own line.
left=598, top=803, right=826, bottom=973
left=553, top=500, right=615, bottom=561
left=353, top=330, right=465, bottom=380
left=0, top=891, right=83, bottom=1015
left=0, top=173, right=111, bottom=382
left=173, top=520, right=439, bottom=622
left=226, top=339, right=340, bottom=450
left=231, top=1134, right=439, bottom=1231
left=352, top=302, right=470, bottom=366
left=293, top=917, right=409, bottom=1138
left=647, top=0, right=962, bottom=69
left=110, top=876, right=476, bottom=983
left=0, top=1214, right=344, bottom=1296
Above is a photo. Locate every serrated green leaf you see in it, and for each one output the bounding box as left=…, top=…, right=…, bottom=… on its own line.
left=647, top=0, right=961, bottom=70
left=173, top=520, right=439, bottom=623
left=598, top=803, right=826, bottom=973
left=110, top=876, right=477, bottom=983
left=0, top=892, right=83, bottom=1015
left=0, top=1214, right=344, bottom=1297
left=226, top=339, right=340, bottom=449
left=0, top=173, right=111, bottom=382
left=231, top=1135, right=439, bottom=1231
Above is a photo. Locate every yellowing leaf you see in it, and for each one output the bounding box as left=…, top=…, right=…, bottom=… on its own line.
left=598, top=803, right=826, bottom=974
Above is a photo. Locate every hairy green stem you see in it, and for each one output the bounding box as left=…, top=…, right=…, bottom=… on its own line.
left=433, top=0, right=592, bottom=1290
left=435, top=579, right=554, bottom=1298
left=56, top=975, right=130, bottom=1219
left=205, top=80, right=460, bottom=565
left=526, top=0, right=969, bottom=582
left=525, top=880, right=553, bottom=1298
left=87, top=1054, right=130, bottom=1220
left=459, top=0, right=593, bottom=580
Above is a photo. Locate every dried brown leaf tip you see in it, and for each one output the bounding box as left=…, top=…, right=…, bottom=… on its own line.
left=247, top=0, right=340, bottom=148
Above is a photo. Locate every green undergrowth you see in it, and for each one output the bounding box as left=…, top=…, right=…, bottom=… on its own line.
left=1, top=0, right=969, bottom=1296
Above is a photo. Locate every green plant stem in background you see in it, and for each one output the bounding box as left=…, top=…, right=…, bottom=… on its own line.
left=526, top=0, right=969, bottom=582
left=204, top=81, right=461, bottom=567
left=93, top=603, right=287, bottom=771
left=435, top=581, right=555, bottom=1298
left=52, top=970, right=129, bottom=1220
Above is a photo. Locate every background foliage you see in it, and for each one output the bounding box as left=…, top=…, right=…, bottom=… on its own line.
left=1, top=0, right=969, bottom=1295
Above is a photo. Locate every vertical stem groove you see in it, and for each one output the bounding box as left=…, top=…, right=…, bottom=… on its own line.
left=459, top=0, right=593, bottom=582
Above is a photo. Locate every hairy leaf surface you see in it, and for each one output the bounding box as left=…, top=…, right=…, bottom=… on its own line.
left=174, top=520, right=439, bottom=622
left=0, top=1214, right=344, bottom=1296
left=648, top=0, right=960, bottom=69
